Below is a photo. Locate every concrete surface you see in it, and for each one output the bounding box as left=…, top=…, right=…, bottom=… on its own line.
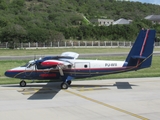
left=0, top=77, right=160, bottom=120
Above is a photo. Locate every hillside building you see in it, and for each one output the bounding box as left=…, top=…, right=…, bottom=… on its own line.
left=90, top=19, right=114, bottom=26
left=113, top=18, right=131, bottom=25
left=145, top=15, right=160, bottom=24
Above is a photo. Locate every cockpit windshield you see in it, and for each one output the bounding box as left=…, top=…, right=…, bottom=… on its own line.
left=21, top=60, right=35, bottom=68
left=27, top=63, right=34, bottom=68
left=21, top=63, right=33, bottom=68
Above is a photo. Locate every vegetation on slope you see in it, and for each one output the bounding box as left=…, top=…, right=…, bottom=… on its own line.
left=0, top=0, right=160, bottom=45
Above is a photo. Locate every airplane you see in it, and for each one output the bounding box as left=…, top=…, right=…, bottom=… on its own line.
left=5, top=29, right=156, bottom=89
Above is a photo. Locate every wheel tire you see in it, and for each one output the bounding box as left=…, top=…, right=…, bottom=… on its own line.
left=20, top=81, right=26, bottom=87
left=67, top=80, right=72, bottom=85
left=61, top=82, right=68, bottom=89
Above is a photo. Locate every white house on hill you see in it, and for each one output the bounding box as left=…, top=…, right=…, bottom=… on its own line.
left=145, top=15, right=160, bottom=24
left=90, top=19, right=114, bottom=26
left=113, top=18, right=131, bottom=25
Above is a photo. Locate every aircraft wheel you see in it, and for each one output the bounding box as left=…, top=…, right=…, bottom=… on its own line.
left=67, top=80, right=72, bottom=85
left=20, top=80, right=26, bottom=87
left=61, top=82, right=68, bottom=89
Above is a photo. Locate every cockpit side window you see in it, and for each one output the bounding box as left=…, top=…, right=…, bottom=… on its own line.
left=26, top=62, right=35, bottom=68
left=27, top=63, right=32, bottom=68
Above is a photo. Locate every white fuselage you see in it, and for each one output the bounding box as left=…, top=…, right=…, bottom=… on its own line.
left=67, top=59, right=125, bottom=69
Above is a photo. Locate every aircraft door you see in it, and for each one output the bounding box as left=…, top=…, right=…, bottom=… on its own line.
left=74, top=62, right=90, bottom=77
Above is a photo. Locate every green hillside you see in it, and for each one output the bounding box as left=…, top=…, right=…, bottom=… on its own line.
left=0, top=0, right=160, bottom=44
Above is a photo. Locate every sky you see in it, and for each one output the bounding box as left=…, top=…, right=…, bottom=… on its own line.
left=131, top=0, right=160, bottom=5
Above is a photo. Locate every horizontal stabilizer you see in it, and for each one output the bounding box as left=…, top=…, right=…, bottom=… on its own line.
left=131, top=56, right=146, bottom=60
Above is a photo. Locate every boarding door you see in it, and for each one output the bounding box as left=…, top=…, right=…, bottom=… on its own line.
left=74, top=62, right=90, bottom=77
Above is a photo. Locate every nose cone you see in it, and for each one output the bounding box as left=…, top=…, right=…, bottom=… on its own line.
left=5, top=67, right=26, bottom=78
left=4, top=70, right=13, bottom=77
left=5, top=69, right=19, bottom=78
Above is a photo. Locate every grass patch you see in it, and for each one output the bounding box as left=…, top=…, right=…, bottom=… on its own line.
left=0, top=56, right=160, bottom=85
left=0, top=48, right=130, bottom=56
left=0, top=60, right=28, bottom=77
left=1, top=47, right=160, bottom=56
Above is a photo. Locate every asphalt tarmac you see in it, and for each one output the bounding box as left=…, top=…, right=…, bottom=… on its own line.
left=0, top=77, right=160, bottom=120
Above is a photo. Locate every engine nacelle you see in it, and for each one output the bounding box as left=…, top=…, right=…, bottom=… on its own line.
left=41, top=60, right=64, bottom=66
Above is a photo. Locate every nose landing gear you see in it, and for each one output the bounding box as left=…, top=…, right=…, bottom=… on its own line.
left=20, top=80, right=26, bottom=87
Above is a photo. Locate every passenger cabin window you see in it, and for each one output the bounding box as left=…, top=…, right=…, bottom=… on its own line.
left=84, top=65, right=88, bottom=68
left=68, top=65, right=72, bottom=68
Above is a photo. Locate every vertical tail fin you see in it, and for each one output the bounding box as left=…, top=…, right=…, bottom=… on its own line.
left=125, top=29, right=156, bottom=69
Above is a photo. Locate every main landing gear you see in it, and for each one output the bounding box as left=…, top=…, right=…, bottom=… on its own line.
left=60, top=80, right=72, bottom=89
left=19, top=79, right=72, bottom=89
left=20, top=80, right=26, bottom=87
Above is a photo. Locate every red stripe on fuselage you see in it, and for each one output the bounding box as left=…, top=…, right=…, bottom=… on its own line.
left=6, top=70, right=25, bottom=72
left=6, top=67, right=128, bottom=72
left=40, top=74, right=57, bottom=77
left=73, top=67, right=126, bottom=70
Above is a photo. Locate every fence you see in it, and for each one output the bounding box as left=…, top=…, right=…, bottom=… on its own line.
left=0, top=41, right=160, bottom=49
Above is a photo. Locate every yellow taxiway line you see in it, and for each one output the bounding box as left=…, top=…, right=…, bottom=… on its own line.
left=65, top=90, right=149, bottom=120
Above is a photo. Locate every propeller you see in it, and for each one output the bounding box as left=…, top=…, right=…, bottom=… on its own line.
left=57, top=65, right=64, bottom=76
left=33, top=54, right=37, bottom=70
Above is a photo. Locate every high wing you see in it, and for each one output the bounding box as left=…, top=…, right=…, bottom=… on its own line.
left=40, top=52, right=78, bottom=67
left=60, top=52, right=79, bottom=59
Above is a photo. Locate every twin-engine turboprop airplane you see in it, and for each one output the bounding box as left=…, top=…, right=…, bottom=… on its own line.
left=5, top=29, right=156, bottom=89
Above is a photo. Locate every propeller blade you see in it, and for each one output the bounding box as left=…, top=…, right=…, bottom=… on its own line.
left=57, top=65, right=64, bottom=76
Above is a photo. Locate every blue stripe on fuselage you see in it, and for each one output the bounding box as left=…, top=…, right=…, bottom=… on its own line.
left=5, top=66, right=135, bottom=80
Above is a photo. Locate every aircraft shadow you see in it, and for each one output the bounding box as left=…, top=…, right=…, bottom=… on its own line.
left=113, top=82, right=136, bottom=89
left=2, top=82, right=137, bottom=100
left=70, top=82, right=137, bottom=89
left=2, top=82, right=62, bottom=100
left=27, top=82, right=61, bottom=100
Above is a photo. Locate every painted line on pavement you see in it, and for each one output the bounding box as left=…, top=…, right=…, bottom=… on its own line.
left=65, top=90, right=149, bottom=120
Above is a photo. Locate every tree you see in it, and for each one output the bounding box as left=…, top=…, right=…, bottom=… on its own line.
left=1, top=24, right=27, bottom=48
left=1, top=24, right=27, bottom=41
left=0, top=0, right=8, bottom=10
left=27, top=27, right=48, bottom=42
